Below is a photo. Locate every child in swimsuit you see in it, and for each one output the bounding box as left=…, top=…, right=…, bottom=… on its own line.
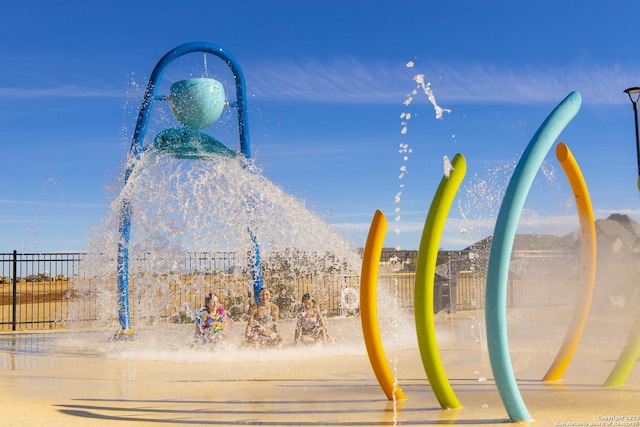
left=195, top=293, right=229, bottom=344
left=294, top=293, right=329, bottom=344
left=244, top=288, right=283, bottom=348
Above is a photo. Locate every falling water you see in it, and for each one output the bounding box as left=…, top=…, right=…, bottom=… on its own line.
left=393, top=61, right=451, bottom=247
left=70, top=150, right=364, bottom=331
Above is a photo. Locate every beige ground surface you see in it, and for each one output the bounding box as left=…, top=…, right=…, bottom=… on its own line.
left=1, top=307, right=639, bottom=426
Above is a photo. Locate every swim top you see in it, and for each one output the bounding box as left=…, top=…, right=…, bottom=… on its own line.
left=196, top=307, right=226, bottom=337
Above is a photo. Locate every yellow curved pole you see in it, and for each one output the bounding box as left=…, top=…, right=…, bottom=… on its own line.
left=542, top=142, right=597, bottom=381
left=605, top=310, right=640, bottom=386
left=415, top=153, right=465, bottom=409
left=604, top=146, right=640, bottom=386
left=360, top=209, right=407, bottom=400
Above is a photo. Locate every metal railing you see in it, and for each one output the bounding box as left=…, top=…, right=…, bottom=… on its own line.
left=1, top=251, right=371, bottom=332
left=0, top=251, right=422, bottom=332
left=1, top=250, right=576, bottom=332
left=1, top=251, right=83, bottom=331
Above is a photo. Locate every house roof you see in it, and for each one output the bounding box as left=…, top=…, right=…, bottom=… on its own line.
left=463, top=234, right=566, bottom=253
left=460, top=214, right=640, bottom=255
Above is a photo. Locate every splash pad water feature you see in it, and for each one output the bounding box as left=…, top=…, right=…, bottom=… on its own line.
left=2, top=44, right=640, bottom=425
left=359, top=90, right=640, bottom=423
left=115, top=42, right=256, bottom=338
left=98, top=42, right=366, bottom=341
left=66, top=42, right=368, bottom=347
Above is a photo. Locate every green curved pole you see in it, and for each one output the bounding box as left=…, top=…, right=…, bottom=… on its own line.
left=415, top=153, right=466, bottom=409
left=604, top=89, right=640, bottom=386
left=486, top=91, right=581, bottom=421
left=604, top=307, right=640, bottom=386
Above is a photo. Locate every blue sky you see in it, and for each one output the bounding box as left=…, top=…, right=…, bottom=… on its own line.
left=2, top=1, right=640, bottom=252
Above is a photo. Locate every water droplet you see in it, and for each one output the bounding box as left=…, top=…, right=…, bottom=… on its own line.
left=443, top=155, right=454, bottom=178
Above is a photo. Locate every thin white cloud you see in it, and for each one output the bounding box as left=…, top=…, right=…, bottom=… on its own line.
left=0, top=199, right=107, bottom=208
left=0, top=86, right=121, bottom=99
left=246, top=58, right=638, bottom=106
left=3, top=58, right=632, bottom=106
left=595, top=207, right=640, bottom=218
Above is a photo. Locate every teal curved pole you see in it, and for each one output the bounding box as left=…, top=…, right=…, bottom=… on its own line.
left=485, top=91, right=581, bottom=421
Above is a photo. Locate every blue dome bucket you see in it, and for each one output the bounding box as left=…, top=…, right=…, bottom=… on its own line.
left=169, top=78, right=225, bottom=130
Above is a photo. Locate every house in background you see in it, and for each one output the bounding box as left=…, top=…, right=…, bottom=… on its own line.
left=380, top=214, right=640, bottom=313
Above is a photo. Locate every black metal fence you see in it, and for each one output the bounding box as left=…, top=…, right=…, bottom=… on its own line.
left=1, top=251, right=82, bottom=331
left=0, top=249, right=576, bottom=332
left=0, top=251, right=396, bottom=332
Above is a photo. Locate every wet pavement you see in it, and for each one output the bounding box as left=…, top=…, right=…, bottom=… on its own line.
left=1, top=309, right=639, bottom=426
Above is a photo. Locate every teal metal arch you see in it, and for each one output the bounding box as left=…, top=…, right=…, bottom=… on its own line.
left=116, top=42, right=263, bottom=336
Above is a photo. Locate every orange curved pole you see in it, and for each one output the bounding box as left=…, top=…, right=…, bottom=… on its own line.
left=542, top=142, right=597, bottom=381
left=360, top=209, right=407, bottom=400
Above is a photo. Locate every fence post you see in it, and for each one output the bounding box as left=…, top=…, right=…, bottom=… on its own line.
left=12, top=250, right=17, bottom=331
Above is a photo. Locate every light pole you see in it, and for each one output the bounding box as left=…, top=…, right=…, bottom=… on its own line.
left=624, top=87, right=640, bottom=190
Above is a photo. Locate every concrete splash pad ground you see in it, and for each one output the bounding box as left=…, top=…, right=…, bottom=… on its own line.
left=1, top=308, right=639, bottom=426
